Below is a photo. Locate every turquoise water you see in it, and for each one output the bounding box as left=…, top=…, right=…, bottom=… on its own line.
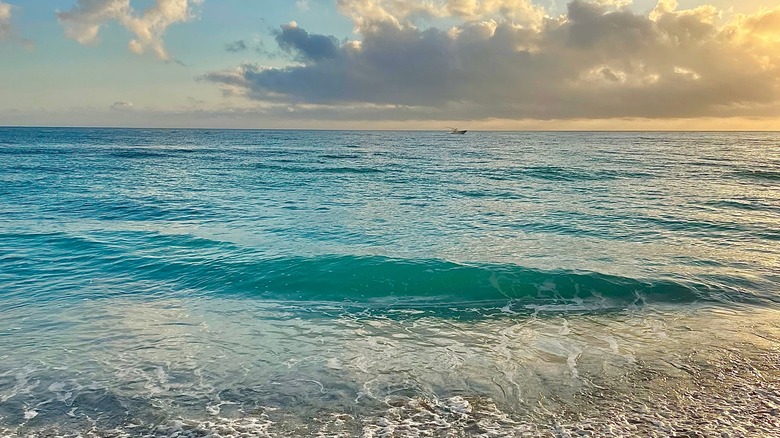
left=1, top=128, right=779, bottom=436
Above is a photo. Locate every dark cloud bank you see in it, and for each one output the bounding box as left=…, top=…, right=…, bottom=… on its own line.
left=204, top=0, right=780, bottom=121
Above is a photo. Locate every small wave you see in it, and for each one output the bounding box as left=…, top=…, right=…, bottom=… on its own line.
left=253, top=162, right=384, bottom=174
left=701, top=199, right=779, bottom=213
left=483, top=166, right=652, bottom=182
left=636, top=215, right=751, bottom=235
left=318, top=153, right=363, bottom=160
left=6, top=233, right=747, bottom=311
left=53, top=196, right=210, bottom=222
left=733, top=169, right=780, bottom=182
left=0, top=146, right=77, bottom=156
left=523, top=166, right=618, bottom=181
left=450, top=188, right=528, bottom=200
left=108, top=149, right=172, bottom=159
left=251, top=257, right=703, bottom=307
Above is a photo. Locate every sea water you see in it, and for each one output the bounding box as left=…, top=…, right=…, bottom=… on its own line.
left=0, top=128, right=778, bottom=436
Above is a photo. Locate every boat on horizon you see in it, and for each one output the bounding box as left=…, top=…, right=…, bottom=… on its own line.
left=448, top=127, right=468, bottom=134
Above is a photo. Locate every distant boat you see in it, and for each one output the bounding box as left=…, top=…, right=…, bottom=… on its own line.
left=448, top=127, right=468, bottom=135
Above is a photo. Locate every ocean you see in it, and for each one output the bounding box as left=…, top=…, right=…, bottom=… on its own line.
left=0, top=128, right=778, bottom=437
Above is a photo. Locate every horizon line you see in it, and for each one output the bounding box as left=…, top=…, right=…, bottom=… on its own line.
left=2, top=125, right=779, bottom=133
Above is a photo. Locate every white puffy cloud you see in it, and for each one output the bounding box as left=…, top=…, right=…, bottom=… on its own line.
left=337, top=0, right=546, bottom=28
left=57, top=0, right=201, bottom=60
left=204, top=0, right=780, bottom=121
left=591, top=0, right=632, bottom=8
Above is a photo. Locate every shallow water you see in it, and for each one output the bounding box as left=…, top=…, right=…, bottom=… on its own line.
left=1, top=129, right=779, bottom=436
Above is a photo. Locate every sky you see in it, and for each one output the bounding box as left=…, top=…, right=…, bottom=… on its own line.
left=0, top=0, right=778, bottom=129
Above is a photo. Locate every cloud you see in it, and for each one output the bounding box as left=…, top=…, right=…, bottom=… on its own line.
left=0, top=1, right=32, bottom=47
left=110, top=101, right=134, bottom=110
left=186, top=96, right=205, bottom=105
left=225, top=40, right=248, bottom=52
left=336, top=0, right=546, bottom=28
left=591, top=0, right=632, bottom=8
left=204, top=0, right=780, bottom=121
left=57, top=0, right=202, bottom=60
left=0, top=1, right=14, bottom=41
left=273, top=21, right=340, bottom=61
